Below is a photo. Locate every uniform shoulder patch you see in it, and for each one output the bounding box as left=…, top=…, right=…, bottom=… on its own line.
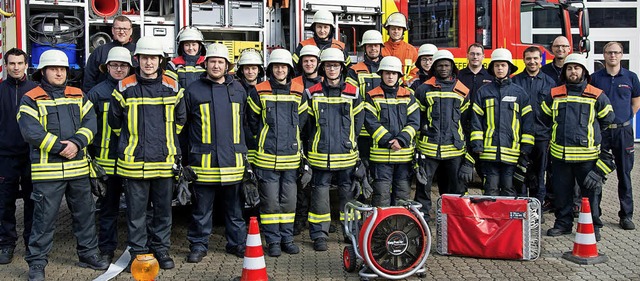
left=350, top=62, right=369, bottom=73
left=550, top=85, right=568, bottom=99
left=255, top=81, right=272, bottom=95
left=290, top=80, right=305, bottom=96
left=582, top=84, right=603, bottom=99
left=119, top=75, right=138, bottom=92
left=424, top=76, right=438, bottom=87
left=397, top=87, right=411, bottom=98
left=162, top=75, right=179, bottom=92
left=25, top=87, right=49, bottom=100
left=64, top=86, right=84, bottom=98
left=292, top=76, right=304, bottom=86
left=300, top=38, right=315, bottom=47
left=453, top=81, right=470, bottom=97
left=332, top=40, right=346, bottom=50
left=367, top=87, right=384, bottom=99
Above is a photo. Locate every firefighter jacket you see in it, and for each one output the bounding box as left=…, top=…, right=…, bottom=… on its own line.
left=541, top=81, right=615, bottom=163
left=512, top=71, right=556, bottom=141
left=364, top=83, right=420, bottom=163
left=305, top=79, right=364, bottom=170
left=0, top=75, right=37, bottom=156
left=108, top=71, right=186, bottom=179
left=166, top=55, right=206, bottom=89
left=346, top=57, right=382, bottom=137
left=414, top=76, right=471, bottom=160
left=18, top=80, right=97, bottom=182
left=247, top=79, right=309, bottom=170
left=470, top=78, right=535, bottom=164
left=83, top=40, right=136, bottom=92
left=185, top=74, right=248, bottom=185
left=87, top=75, right=120, bottom=175
left=293, top=36, right=351, bottom=67
left=381, top=40, right=418, bottom=83
left=410, top=70, right=430, bottom=92
left=238, top=78, right=259, bottom=162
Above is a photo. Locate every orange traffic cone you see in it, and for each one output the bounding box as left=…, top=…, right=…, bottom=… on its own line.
left=562, top=197, right=608, bottom=264
left=234, top=217, right=270, bottom=281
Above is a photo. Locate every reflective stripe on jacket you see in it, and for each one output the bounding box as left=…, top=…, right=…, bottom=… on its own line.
left=541, top=82, right=615, bottom=162
left=18, top=85, right=96, bottom=181
left=247, top=80, right=309, bottom=170
left=108, top=72, right=187, bottom=179
left=306, top=80, right=364, bottom=170
left=185, top=74, right=248, bottom=184
left=415, top=77, right=470, bottom=159
left=87, top=76, right=120, bottom=175
left=470, top=78, right=535, bottom=164
left=364, top=84, right=420, bottom=163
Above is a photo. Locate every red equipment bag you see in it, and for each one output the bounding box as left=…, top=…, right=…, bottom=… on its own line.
left=436, top=194, right=541, bottom=260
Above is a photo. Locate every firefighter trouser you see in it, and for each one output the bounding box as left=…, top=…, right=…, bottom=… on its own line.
left=125, top=178, right=173, bottom=256
left=414, top=157, right=463, bottom=220
left=603, top=125, right=635, bottom=220
left=255, top=168, right=297, bottom=245
left=551, top=160, right=603, bottom=231
left=308, top=168, right=354, bottom=240
left=370, top=163, right=412, bottom=207
left=294, top=181, right=310, bottom=228
left=521, top=141, right=549, bottom=203
left=25, top=177, right=99, bottom=266
left=97, top=175, right=123, bottom=255
left=0, top=155, right=33, bottom=251
left=187, top=183, right=246, bottom=253
left=481, top=161, right=516, bottom=196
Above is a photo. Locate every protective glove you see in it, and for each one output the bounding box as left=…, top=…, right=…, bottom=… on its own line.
left=458, top=160, right=474, bottom=184
left=414, top=153, right=428, bottom=185
left=182, top=166, right=198, bottom=182
left=88, top=156, right=108, bottom=198
left=243, top=180, right=260, bottom=208
left=513, top=165, right=526, bottom=188
left=583, top=170, right=605, bottom=190
left=361, top=175, right=373, bottom=199
left=353, top=160, right=366, bottom=181
left=351, top=180, right=362, bottom=199
left=298, top=159, right=313, bottom=189
left=175, top=176, right=192, bottom=205
left=517, top=154, right=530, bottom=170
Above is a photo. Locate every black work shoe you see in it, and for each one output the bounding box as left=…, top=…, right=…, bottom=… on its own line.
left=226, top=246, right=245, bottom=258
left=0, top=247, right=14, bottom=264
left=78, top=254, right=109, bottom=270
left=28, top=264, right=45, bottom=281
left=282, top=242, right=299, bottom=255
left=187, top=249, right=207, bottom=263
left=313, top=238, right=328, bottom=251
left=620, top=218, right=636, bottom=230
left=329, top=224, right=337, bottom=233
left=100, top=251, right=114, bottom=264
left=594, top=228, right=601, bottom=242
left=547, top=228, right=572, bottom=237
left=267, top=243, right=281, bottom=257
left=154, top=251, right=175, bottom=269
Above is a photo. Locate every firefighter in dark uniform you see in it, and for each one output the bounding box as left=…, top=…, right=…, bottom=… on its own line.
left=246, top=49, right=308, bottom=257
left=542, top=53, right=616, bottom=241
left=470, top=48, right=535, bottom=196
left=86, top=47, right=132, bottom=263
left=235, top=49, right=265, bottom=163
left=346, top=30, right=384, bottom=163
left=166, top=26, right=206, bottom=172
left=291, top=44, right=322, bottom=235
left=364, top=56, right=420, bottom=207
left=185, top=43, right=248, bottom=263
left=108, top=37, right=186, bottom=270
left=410, top=43, right=438, bottom=90
left=83, top=16, right=136, bottom=92
left=512, top=46, right=556, bottom=205
left=591, top=41, right=639, bottom=230
left=306, top=48, right=364, bottom=251
left=19, top=50, right=108, bottom=281
left=0, top=48, right=36, bottom=265
left=292, top=9, right=351, bottom=70
left=413, top=50, right=471, bottom=221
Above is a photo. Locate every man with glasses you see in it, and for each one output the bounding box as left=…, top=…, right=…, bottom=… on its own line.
left=541, top=36, right=571, bottom=85
left=83, top=16, right=136, bottom=93
left=591, top=41, right=640, bottom=230
left=86, top=47, right=132, bottom=263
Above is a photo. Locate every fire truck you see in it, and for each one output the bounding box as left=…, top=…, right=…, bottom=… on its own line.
left=1, top=0, right=589, bottom=83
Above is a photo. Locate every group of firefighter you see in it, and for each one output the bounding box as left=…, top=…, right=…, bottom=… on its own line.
left=0, top=9, right=638, bottom=281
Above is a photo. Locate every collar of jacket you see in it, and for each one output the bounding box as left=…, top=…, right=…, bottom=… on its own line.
left=172, top=55, right=206, bottom=67
left=40, top=78, right=66, bottom=97
left=202, top=74, right=234, bottom=85
left=305, top=75, right=323, bottom=85
left=380, top=81, right=399, bottom=94
left=494, top=76, right=512, bottom=87
left=6, top=74, right=27, bottom=86
left=322, top=77, right=345, bottom=92
left=106, top=74, right=120, bottom=87
left=385, top=40, right=404, bottom=51
left=566, top=80, right=587, bottom=94
left=135, top=68, right=163, bottom=85
left=364, top=55, right=382, bottom=69
left=313, top=35, right=333, bottom=49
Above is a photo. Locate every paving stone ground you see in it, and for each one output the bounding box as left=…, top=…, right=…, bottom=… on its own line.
left=2, top=146, right=640, bottom=280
